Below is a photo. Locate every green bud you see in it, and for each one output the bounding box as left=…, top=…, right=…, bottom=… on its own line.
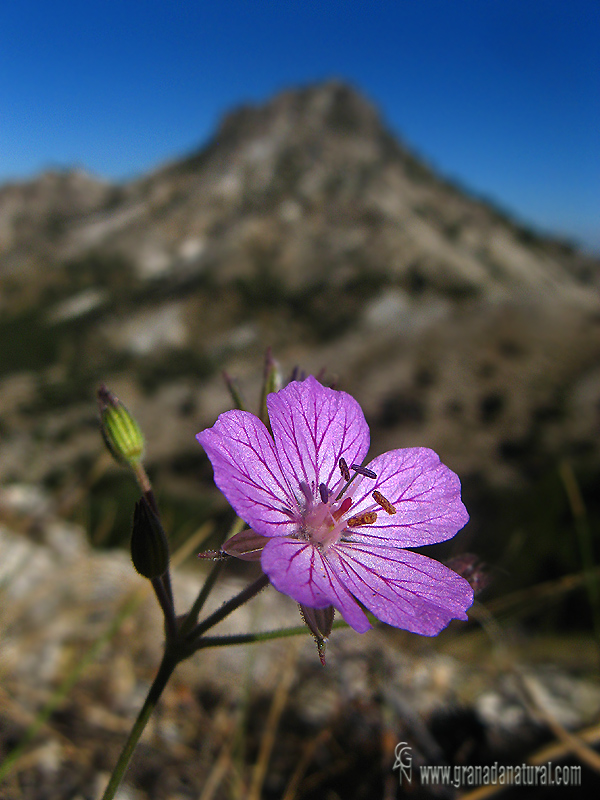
left=131, top=497, right=170, bottom=579
left=97, top=384, right=145, bottom=467
left=259, top=348, right=282, bottom=426
left=263, top=348, right=282, bottom=397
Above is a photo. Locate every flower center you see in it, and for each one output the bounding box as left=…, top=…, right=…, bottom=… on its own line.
left=295, top=458, right=395, bottom=552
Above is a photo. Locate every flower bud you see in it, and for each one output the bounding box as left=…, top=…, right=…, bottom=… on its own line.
left=299, top=604, right=335, bottom=665
left=258, top=348, right=282, bottom=426
left=131, top=497, right=170, bottom=579
left=263, top=348, right=282, bottom=396
left=97, top=384, right=145, bottom=467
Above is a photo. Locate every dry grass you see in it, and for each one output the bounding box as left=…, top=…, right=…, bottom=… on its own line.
left=1, top=491, right=599, bottom=800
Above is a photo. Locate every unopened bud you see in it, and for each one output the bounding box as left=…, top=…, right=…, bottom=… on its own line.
left=263, top=348, right=282, bottom=396
left=98, top=384, right=145, bottom=467
left=299, top=604, right=335, bottom=666
left=259, top=348, right=282, bottom=425
left=131, top=497, right=170, bottom=579
left=446, top=554, right=491, bottom=596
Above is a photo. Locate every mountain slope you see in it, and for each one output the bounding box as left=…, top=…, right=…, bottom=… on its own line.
left=1, top=80, right=599, bottom=512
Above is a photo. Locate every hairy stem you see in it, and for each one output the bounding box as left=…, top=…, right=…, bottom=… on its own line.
left=101, top=653, right=178, bottom=800
left=186, top=573, right=270, bottom=644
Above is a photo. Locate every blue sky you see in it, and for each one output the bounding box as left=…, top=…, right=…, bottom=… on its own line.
left=1, top=0, right=598, bottom=251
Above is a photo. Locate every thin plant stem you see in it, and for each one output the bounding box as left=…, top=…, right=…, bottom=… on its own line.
left=186, top=574, right=270, bottom=643
left=132, top=462, right=158, bottom=516
left=132, top=462, right=176, bottom=625
left=151, top=576, right=177, bottom=641
left=160, top=569, right=175, bottom=614
left=100, top=653, right=178, bottom=800
left=196, top=619, right=350, bottom=650
left=222, top=370, right=247, bottom=411
left=179, top=560, right=224, bottom=638
left=101, top=573, right=273, bottom=796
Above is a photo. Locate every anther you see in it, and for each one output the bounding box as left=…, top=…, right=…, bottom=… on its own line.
left=319, top=483, right=329, bottom=503
left=338, top=458, right=350, bottom=481
left=372, top=490, right=396, bottom=515
left=335, top=459, right=373, bottom=501
left=351, top=464, right=377, bottom=479
left=346, top=511, right=377, bottom=527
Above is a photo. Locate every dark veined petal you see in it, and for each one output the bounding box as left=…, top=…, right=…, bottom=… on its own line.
left=267, top=376, right=369, bottom=499
left=347, top=448, right=469, bottom=547
left=197, top=411, right=298, bottom=538
left=329, top=542, right=474, bottom=635
left=261, top=536, right=371, bottom=633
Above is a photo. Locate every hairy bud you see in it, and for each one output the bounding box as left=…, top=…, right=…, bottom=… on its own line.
left=98, top=384, right=145, bottom=467
left=299, top=604, right=335, bottom=666
left=131, top=497, right=170, bottom=579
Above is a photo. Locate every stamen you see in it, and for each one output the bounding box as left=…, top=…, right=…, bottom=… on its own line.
left=351, top=464, right=377, bottom=479
left=336, top=459, right=376, bottom=500
left=319, top=483, right=329, bottom=503
left=346, top=511, right=377, bottom=527
left=332, top=496, right=353, bottom=520
left=372, top=490, right=396, bottom=515
left=339, top=457, right=351, bottom=481
left=299, top=481, right=312, bottom=502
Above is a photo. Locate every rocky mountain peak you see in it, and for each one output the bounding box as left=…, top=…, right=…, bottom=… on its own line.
left=0, top=82, right=599, bottom=538
left=214, top=80, right=386, bottom=149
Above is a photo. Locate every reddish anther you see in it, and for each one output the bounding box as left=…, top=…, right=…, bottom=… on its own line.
left=372, top=490, right=396, bottom=515
left=346, top=511, right=377, bottom=528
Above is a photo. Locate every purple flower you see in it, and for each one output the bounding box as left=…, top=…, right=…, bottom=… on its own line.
left=197, top=376, right=473, bottom=635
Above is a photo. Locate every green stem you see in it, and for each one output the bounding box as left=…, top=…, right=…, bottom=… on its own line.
left=186, top=573, right=270, bottom=643
left=196, top=619, right=350, bottom=649
left=132, top=463, right=159, bottom=517
left=179, top=560, right=224, bottom=638
left=151, top=576, right=177, bottom=641
left=101, top=653, right=178, bottom=800
left=160, top=567, right=175, bottom=613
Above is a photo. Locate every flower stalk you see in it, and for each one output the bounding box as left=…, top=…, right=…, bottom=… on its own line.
left=97, top=370, right=473, bottom=797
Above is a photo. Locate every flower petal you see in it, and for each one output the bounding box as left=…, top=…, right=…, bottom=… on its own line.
left=197, top=411, right=298, bottom=537
left=347, top=448, right=469, bottom=547
left=330, top=542, right=474, bottom=635
left=261, top=536, right=371, bottom=632
left=267, top=376, right=370, bottom=498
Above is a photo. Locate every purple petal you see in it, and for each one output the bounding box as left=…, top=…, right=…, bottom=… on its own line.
left=197, top=411, right=298, bottom=538
left=347, top=448, right=469, bottom=547
left=261, top=536, right=371, bottom=632
left=330, top=542, right=474, bottom=635
left=267, top=376, right=370, bottom=499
